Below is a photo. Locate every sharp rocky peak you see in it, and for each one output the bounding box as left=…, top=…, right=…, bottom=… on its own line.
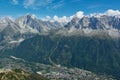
left=0, top=17, right=14, bottom=24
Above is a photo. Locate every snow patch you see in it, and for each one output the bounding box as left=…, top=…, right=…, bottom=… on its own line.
left=37, top=71, right=42, bottom=75
left=9, top=38, right=24, bottom=44
left=10, top=56, right=21, bottom=60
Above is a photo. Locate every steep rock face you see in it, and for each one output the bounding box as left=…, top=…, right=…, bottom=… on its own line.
left=0, top=15, right=64, bottom=50
left=64, top=17, right=79, bottom=29
left=15, top=14, right=42, bottom=33
left=0, top=17, right=21, bottom=45
left=0, top=17, right=20, bottom=33
left=64, top=15, right=120, bottom=37
left=65, top=16, right=120, bottom=30
left=15, top=14, right=63, bottom=33
left=0, top=14, right=64, bottom=40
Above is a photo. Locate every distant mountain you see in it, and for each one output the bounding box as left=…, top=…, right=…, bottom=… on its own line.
left=0, top=14, right=120, bottom=38
left=15, top=14, right=63, bottom=33
left=64, top=15, right=120, bottom=37
left=65, top=15, right=120, bottom=30
left=0, top=14, right=64, bottom=50
left=0, top=14, right=64, bottom=35
left=0, top=14, right=120, bottom=47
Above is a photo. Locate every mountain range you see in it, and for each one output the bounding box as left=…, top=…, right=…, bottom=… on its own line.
left=0, top=13, right=120, bottom=46
left=0, top=12, right=120, bottom=79
left=0, top=14, right=120, bottom=52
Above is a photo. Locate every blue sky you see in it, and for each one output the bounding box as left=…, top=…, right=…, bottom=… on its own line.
left=0, top=0, right=120, bottom=18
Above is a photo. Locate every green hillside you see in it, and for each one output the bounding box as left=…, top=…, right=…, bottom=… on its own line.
left=13, top=34, right=120, bottom=79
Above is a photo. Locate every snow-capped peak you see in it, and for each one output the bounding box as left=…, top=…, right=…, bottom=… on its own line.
left=89, top=9, right=120, bottom=18
left=0, top=17, right=14, bottom=24
left=25, top=13, right=36, bottom=19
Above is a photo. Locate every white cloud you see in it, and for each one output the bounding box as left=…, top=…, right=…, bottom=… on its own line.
left=69, top=11, right=84, bottom=20
left=46, top=16, right=51, bottom=20
left=10, top=0, right=65, bottom=10
left=89, top=9, right=120, bottom=17
left=104, top=9, right=120, bottom=16
left=42, top=15, right=68, bottom=22
left=43, top=11, right=84, bottom=23
left=47, top=0, right=64, bottom=9
left=89, top=13, right=103, bottom=18
left=23, top=0, right=35, bottom=8
left=23, top=0, right=53, bottom=9
left=70, top=16, right=74, bottom=20
left=25, top=9, right=120, bottom=23
left=53, top=15, right=68, bottom=22
left=75, top=11, right=84, bottom=18
left=51, top=10, right=120, bottom=22
left=12, top=0, right=18, bottom=5
left=42, top=16, right=51, bottom=21
left=53, top=15, right=58, bottom=21
left=62, top=16, right=68, bottom=22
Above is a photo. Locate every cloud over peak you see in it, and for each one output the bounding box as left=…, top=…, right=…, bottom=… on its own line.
left=74, top=11, right=84, bottom=18
left=53, top=15, right=68, bottom=22
left=43, top=9, right=120, bottom=23
left=69, top=11, right=84, bottom=20
left=89, top=9, right=120, bottom=17
left=43, top=11, right=84, bottom=22
left=104, top=9, right=120, bottom=16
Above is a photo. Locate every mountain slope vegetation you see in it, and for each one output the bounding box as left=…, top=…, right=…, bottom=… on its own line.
left=11, top=34, right=120, bottom=79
